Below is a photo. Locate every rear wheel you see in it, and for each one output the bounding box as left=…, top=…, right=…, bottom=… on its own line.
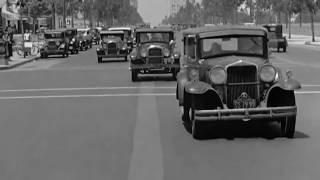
left=283, top=46, right=287, bottom=52
left=98, top=57, right=102, bottom=63
left=281, top=116, right=296, bottom=138
left=131, top=70, right=138, bottom=82
left=124, top=56, right=128, bottom=61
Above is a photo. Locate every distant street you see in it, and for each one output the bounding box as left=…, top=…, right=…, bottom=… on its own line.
left=0, top=43, right=320, bottom=180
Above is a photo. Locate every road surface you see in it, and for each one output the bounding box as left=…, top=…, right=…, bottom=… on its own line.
left=0, top=43, right=319, bottom=180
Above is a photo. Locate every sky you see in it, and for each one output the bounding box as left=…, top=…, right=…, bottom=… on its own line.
left=138, top=0, right=170, bottom=26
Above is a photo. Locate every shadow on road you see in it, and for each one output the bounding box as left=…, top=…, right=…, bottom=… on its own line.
left=182, top=121, right=309, bottom=140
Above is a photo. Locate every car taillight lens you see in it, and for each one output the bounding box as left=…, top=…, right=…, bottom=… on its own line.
left=209, top=67, right=226, bottom=84
left=260, top=65, right=276, bottom=82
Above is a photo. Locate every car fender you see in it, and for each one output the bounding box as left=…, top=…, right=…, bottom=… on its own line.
left=185, top=81, right=213, bottom=95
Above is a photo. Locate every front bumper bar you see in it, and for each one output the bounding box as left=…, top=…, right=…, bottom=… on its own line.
left=130, top=63, right=180, bottom=70
left=195, top=106, right=297, bottom=121
left=97, top=54, right=127, bottom=58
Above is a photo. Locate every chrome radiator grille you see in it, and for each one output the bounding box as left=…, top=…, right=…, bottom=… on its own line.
left=226, top=65, right=258, bottom=109
left=107, top=43, right=117, bottom=54
left=148, top=48, right=163, bottom=64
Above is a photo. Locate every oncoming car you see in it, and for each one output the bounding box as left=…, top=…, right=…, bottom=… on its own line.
left=108, top=27, right=134, bottom=51
left=77, top=28, right=92, bottom=50
left=129, top=28, right=181, bottom=81
left=40, top=29, right=69, bottom=58
left=176, top=26, right=301, bottom=139
left=96, top=31, right=129, bottom=63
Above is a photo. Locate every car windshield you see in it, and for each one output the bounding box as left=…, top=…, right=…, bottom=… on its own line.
left=200, top=36, right=264, bottom=58
left=138, top=32, right=171, bottom=43
left=66, top=30, right=76, bottom=36
left=101, top=34, right=124, bottom=41
left=44, top=33, right=64, bottom=39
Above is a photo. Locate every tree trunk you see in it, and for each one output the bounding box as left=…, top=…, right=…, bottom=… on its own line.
left=33, top=18, right=36, bottom=33
left=71, top=4, right=74, bottom=28
left=299, top=12, right=302, bottom=28
left=289, top=12, right=291, bottom=39
left=285, top=12, right=288, bottom=29
left=52, top=2, right=55, bottom=29
left=310, top=11, right=315, bottom=42
left=278, top=11, right=281, bottom=24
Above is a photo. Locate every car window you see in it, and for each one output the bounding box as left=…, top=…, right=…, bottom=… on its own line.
left=138, top=32, right=171, bottom=43
left=200, top=36, right=264, bottom=58
left=44, top=33, right=63, bottom=39
left=101, top=34, right=124, bottom=41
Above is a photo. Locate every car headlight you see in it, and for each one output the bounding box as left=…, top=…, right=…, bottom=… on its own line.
left=189, top=68, right=199, bottom=81
left=59, top=43, right=65, bottom=49
left=163, top=48, right=170, bottom=57
left=140, top=49, right=147, bottom=57
left=56, top=41, right=60, bottom=46
left=209, top=67, right=227, bottom=84
left=260, top=65, right=276, bottom=82
left=72, top=38, right=75, bottom=42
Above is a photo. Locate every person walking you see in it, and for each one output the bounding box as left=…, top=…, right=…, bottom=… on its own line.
left=5, top=22, right=14, bottom=57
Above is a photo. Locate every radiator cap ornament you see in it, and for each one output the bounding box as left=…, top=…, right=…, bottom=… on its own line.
left=233, top=92, right=256, bottom=109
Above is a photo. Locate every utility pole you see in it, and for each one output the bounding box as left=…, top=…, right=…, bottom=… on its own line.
left=16, top=0, right=26, bottom=58
left=89, top=0, right=93, bottom=28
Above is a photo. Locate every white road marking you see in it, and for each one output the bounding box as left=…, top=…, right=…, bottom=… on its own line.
left=0, top=86, right=175, bottom=93
left=296, top=91, right=320, bottom=94
left=0, top=93, right=176, bottom=100
left=302, top=84, right=320, bottom=87
left=127, top=83, right=163, bottom=180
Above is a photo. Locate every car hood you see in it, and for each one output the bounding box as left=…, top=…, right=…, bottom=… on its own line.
left=203, top=56, right=268, bottom=69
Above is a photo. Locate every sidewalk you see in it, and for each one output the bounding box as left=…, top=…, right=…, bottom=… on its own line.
left=0, top=52, right=40, bottom=70
left=284, top=33, right=320, bottom=46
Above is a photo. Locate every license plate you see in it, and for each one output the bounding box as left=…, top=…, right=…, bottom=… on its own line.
left=233, top=92, right=256, bottom=109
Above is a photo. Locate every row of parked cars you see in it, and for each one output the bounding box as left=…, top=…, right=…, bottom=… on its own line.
left=98, top=24, right=300, bottom=140
left=40, top=28, right=101, bottom=58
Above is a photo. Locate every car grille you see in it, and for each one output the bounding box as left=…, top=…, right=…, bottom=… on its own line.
left=148, top=48, right=162, bottom=56
left=226, top=65, right=258, bottom=109
left=48, top=41, right=57, bottom=50
left=107, top=43, right=117, bottom=54
left=148, top=48, right=163, bottom=64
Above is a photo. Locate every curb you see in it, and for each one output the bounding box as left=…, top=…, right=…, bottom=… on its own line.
left=0, top=56, right=40, bottom=70
left=305, top=41, right=320, bottom=46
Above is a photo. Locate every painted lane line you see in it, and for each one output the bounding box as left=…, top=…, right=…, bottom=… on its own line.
left=127, top=83, right=163, bottom=180
left=0, top=93, right=176, bottom=100
left=0, top=86, right=176, bottom=93
left=301, top=84, right=320, bottom=87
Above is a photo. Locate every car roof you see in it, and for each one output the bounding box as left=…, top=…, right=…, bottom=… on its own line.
left=135, top=27, right=173, bottom=33
left=100, top=30, right=125, bottom=34
left=108, top=27, right=132, bottom=31
left=77, top=28, right=90, bottom=31
left=182, top=25, right=267, bottom=38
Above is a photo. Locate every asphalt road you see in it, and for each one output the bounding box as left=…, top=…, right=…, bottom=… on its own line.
left=0, top=43, right=320, bottom=180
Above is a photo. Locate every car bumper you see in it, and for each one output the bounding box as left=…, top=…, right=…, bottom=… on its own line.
left=41, top=49, right=66, bottom=55
left=194, top=106, right=297, bottom=121
left=130, top=63, right=180, bottom=70
left=97, top=54, right=127, bottom=58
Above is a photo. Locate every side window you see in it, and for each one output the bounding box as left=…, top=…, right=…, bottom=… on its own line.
left=184, top=36, right=196, bottom=59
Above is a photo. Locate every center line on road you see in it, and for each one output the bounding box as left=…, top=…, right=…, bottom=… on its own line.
left=0, top=86, right=176, bottom=93
left=127, top=82, right=164, bottom=180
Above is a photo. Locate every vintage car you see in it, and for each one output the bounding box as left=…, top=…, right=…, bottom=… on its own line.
left=109, top=27, right=134, bottom=51
left=96, top=30, right=129, bottom=63
left=129, top=28, right=181, bottom=81
left=176, top=26, right=301, bottom=139
left=77, top=28, right=93, bottom=50
left=90, top=28, right=101, bottom=45
left=40, top=29, right=69, bottom=58
left=65, top=28, right=79, bottom=54
left=263, top=24, right=288, bottom=52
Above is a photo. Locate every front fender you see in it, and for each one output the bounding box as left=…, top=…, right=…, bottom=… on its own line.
left=265, top=83, right=298, bottom=107
left=185, top=81, right=213, bottom=95
left=277, top=78, right=301, bottom=91
left=177, top=70, right=188, bottom=105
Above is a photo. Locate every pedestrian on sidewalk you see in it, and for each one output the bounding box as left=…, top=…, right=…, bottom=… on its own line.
left=5, top=22, right=14, bottom=57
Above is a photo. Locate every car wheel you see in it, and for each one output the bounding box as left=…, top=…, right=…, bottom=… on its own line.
left=98, top=57, right=102, bottom=63
left=40, top=53, right=44, bottom=58
left=277, top=47, right=280, bottom=52
left=172, top=69, right=178, bottom=81
left=124, top=56, right=128, bottom=61
left=283, top=46, right=287, bottom=52
left=131, top=70, right=138, bottom=82
left=66, top=52, right=69, bottom=58
left=281, top=116, right=296, bottom=138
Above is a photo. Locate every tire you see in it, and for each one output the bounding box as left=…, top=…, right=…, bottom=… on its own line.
left=98, top=57, right=102, bottom=63
left=172, top=69, right=178, bottom=81
left=131, top=70, right=138, bottom=82
left=283, top=46, right=287, bottom=52
left=192, top=118, right=204, bottom=140
left=124, top=56, right=128, bottom=62
left=65, top=52, right=69, bottom=58
left=40, top=53, right=44, bottom=58
left=281, top=116, right=296, bottom=138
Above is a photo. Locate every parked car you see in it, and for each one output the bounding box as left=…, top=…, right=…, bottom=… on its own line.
left=96, top=31, right=129, bottom=63
left=65, top=28, right=79, bottom=54
left=109, top=27, right=134, bottom=52
left=77, top=28, right=92, bottom=50
left=263, top=24, right=288, bottom=52
left=90, top=28, right=101, bottom=45
left=176, top=26, right=301, bottom=139
left=129, top=28, right=181, bottom=81
left=40, top=29, right=69, bottom=58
